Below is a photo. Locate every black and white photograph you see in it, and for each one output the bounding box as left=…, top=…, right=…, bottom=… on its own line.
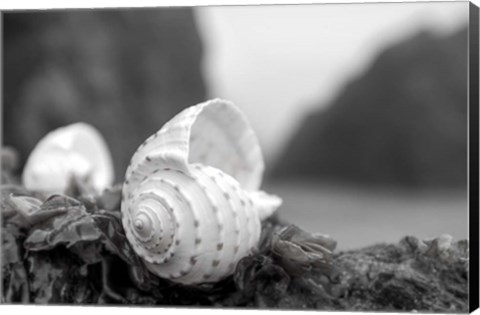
left=1, top=1, right=478, bottom=313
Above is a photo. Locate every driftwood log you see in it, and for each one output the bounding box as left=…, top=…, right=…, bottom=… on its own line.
left=1, top=164, right=468, bottom=312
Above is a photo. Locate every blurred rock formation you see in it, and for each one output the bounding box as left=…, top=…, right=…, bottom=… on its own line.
left=3, top=8, right=206, bottom=182
left=272, top=27, right=468, bottom=188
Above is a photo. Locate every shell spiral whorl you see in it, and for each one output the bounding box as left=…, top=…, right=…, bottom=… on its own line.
left=121, top=99, right=282, bottom=285
left=128, top=190, right=177, bottom=263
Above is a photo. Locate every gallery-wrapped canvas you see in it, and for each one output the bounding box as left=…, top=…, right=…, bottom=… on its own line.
left=1, top=1, right=478, bottom=313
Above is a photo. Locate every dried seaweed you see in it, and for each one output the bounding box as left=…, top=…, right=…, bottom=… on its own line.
left=1, top=224, right=29, bottom=303
left=24, top=195, right=102, bottom=251
left=0, top=180, right=469, bottom=311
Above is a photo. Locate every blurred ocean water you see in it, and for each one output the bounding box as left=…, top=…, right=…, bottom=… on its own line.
left=268, top=181, right=468, bottom=251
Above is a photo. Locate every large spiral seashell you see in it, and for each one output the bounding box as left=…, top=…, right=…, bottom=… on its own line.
left=121, top=99, right=282, bottom=285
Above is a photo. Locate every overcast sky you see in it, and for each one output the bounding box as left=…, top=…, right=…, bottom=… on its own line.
left=195, top=2, right=468, bottom=165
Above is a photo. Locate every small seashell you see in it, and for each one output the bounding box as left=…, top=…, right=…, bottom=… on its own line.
left=22, top=122, right=114, bottom=195
left=121, top=99, right=282, bottom=285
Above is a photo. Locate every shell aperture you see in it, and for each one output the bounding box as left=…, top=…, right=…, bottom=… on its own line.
left=121, top=99, right=282, bottom=285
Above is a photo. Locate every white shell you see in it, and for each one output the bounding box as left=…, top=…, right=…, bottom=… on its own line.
left=121, top=99, right=282, bottom=285
left=22, top=122, right=114, bottom=195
